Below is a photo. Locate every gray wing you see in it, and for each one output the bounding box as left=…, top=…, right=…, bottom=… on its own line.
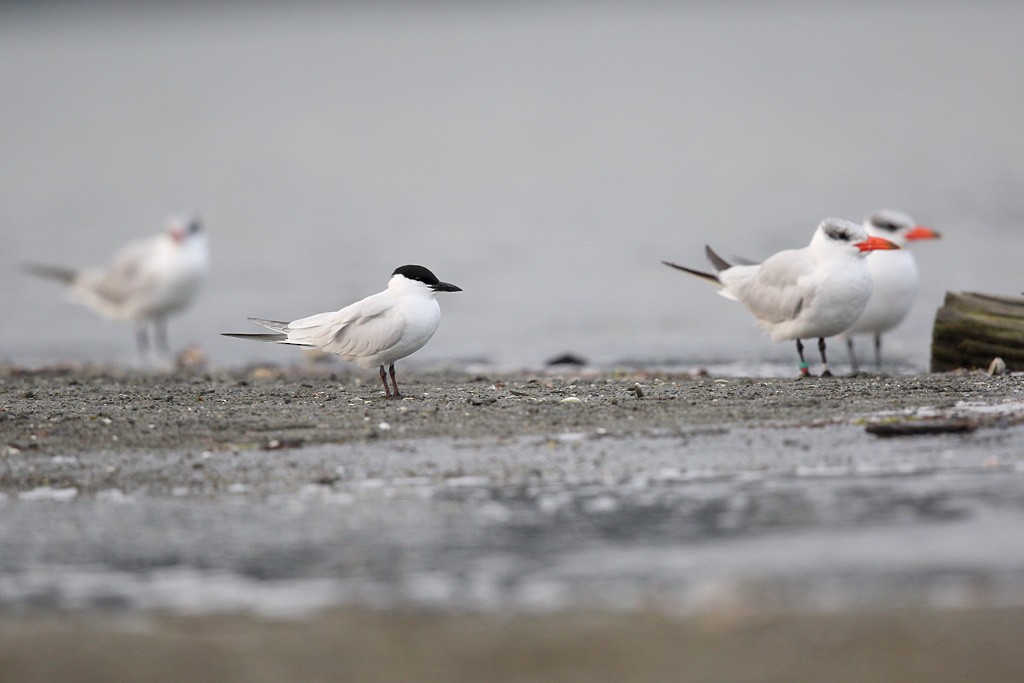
left=87, top=237, right=162, bottom=305
left=285, top=293, right=405, bottom=362
left=722, top=249, right=814, bottom=324
left=229, top=293, right=405, bottom=362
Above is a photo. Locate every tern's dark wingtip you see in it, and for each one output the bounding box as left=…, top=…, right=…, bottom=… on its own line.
left=662, top=259, right=720, bottom=285
left=22, top=262, right=77, bottom=284
left=704, top=245, right=733, bottom=272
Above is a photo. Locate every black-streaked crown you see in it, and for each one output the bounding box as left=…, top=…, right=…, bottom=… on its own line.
left=392, top=264, right=440, bottom=285
left=868, top=215, right=903, bottom=233
left=866, top=210, right=913, bottom=234
left=822, top=220, right=856, bottom=242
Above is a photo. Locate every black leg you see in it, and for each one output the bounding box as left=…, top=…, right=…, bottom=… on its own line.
left=874, top=333, right=883, bottom=369
left=388, top=364, right=401, bottom=398
left=136, top=325, right=149, bottom=355
left=154, top=317, right=169, bottom=357
left=796, top=339, right=809, bottom=378
left=379, top=364, right=392, bottom=399
left=846, top=337, right=859, bottom=374
left=818, top=337, right=832, bottom=377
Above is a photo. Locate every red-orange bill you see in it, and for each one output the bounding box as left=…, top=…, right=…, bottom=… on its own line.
left=905, top=225, right=941, bottom=241
left=856, top=235, right=901, bottom=252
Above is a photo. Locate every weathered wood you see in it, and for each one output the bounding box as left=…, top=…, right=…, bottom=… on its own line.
left=942, top=291, right=1024, bottom=319
left=931, top=291, right=1024, bottom=372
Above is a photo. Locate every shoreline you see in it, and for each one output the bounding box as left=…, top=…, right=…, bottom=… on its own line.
left=3, top=367, right=1024, bottom=682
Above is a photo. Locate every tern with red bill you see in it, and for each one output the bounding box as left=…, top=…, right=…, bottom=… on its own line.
left=841, top=210, right=941, bottom=372
left=663, top=218, right=900, bottom=377
left=224, top=265, right=462, bottom=399
left=24, top=215, right=209, bottom=359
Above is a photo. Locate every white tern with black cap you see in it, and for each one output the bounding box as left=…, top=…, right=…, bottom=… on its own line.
left=224, top=265, right=462, bottom=398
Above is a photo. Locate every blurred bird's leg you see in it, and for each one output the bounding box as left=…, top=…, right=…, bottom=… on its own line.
left=154, top=317, right=170, bottom=358
left=873, top=334, right=883, bottom=369
left=818, top=337, right=832, bottom=377
left=136, top=325, right=150, bottom=355
left=388, top=364, right=401, bottom=398
left=846, top=338, right=860, bottom=374
left=379, top=365, right=393, bottom=399
left=796, top=339, right=810, bottom=378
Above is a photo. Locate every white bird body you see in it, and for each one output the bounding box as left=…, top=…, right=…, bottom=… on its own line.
left=840, top=210, right=941, bottom=371
left=717, top=244, right=873, bottom=342
left=843, top=247, right=919, bottom=336
left=256, top=276, right=444, bottom=368
left=70, top=227, right=209, bottom=323
left=26, top=215, right=209, bottom=358
left=226, top=265, right=461, bottom=398
left=664, top=218, right=900, bottom=376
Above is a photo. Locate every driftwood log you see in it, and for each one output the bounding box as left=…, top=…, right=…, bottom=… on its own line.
left=931, top=291, right=1024, bottom=372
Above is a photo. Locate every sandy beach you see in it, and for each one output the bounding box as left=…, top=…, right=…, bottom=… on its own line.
left=2, top=366, right=1024, bottom=681
left=3, top=365, right=1020, bottom=456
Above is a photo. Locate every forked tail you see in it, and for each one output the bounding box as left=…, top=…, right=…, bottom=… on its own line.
left=221, top=332, right=288, bottom=343
left=662, top=244, right=734, bottom=285
left=661, top=260, right=719, bottom=284
left=221, top=317, right=292, bottom=343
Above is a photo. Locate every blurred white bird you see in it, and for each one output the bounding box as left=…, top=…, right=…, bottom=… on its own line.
left=224, top=265, right=462, bottom=398
left=25, top=215, right=209, bottom=359
left=841, top=210, right=940, bottom=372
left=663, top=218, right=900, bottom=377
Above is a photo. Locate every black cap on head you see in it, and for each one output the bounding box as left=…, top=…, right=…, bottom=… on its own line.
left=392, top=264, right=462, bottom=292
left=393, top=264, right=440, bottom=285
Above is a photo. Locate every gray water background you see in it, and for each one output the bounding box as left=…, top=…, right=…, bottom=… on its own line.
left=2, top=1, right=1024, bottom=371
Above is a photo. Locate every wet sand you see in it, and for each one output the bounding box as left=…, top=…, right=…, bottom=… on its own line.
left=2, top=365, right=1024, bottom=682
left=3, top=365, right=1021, bottom=458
